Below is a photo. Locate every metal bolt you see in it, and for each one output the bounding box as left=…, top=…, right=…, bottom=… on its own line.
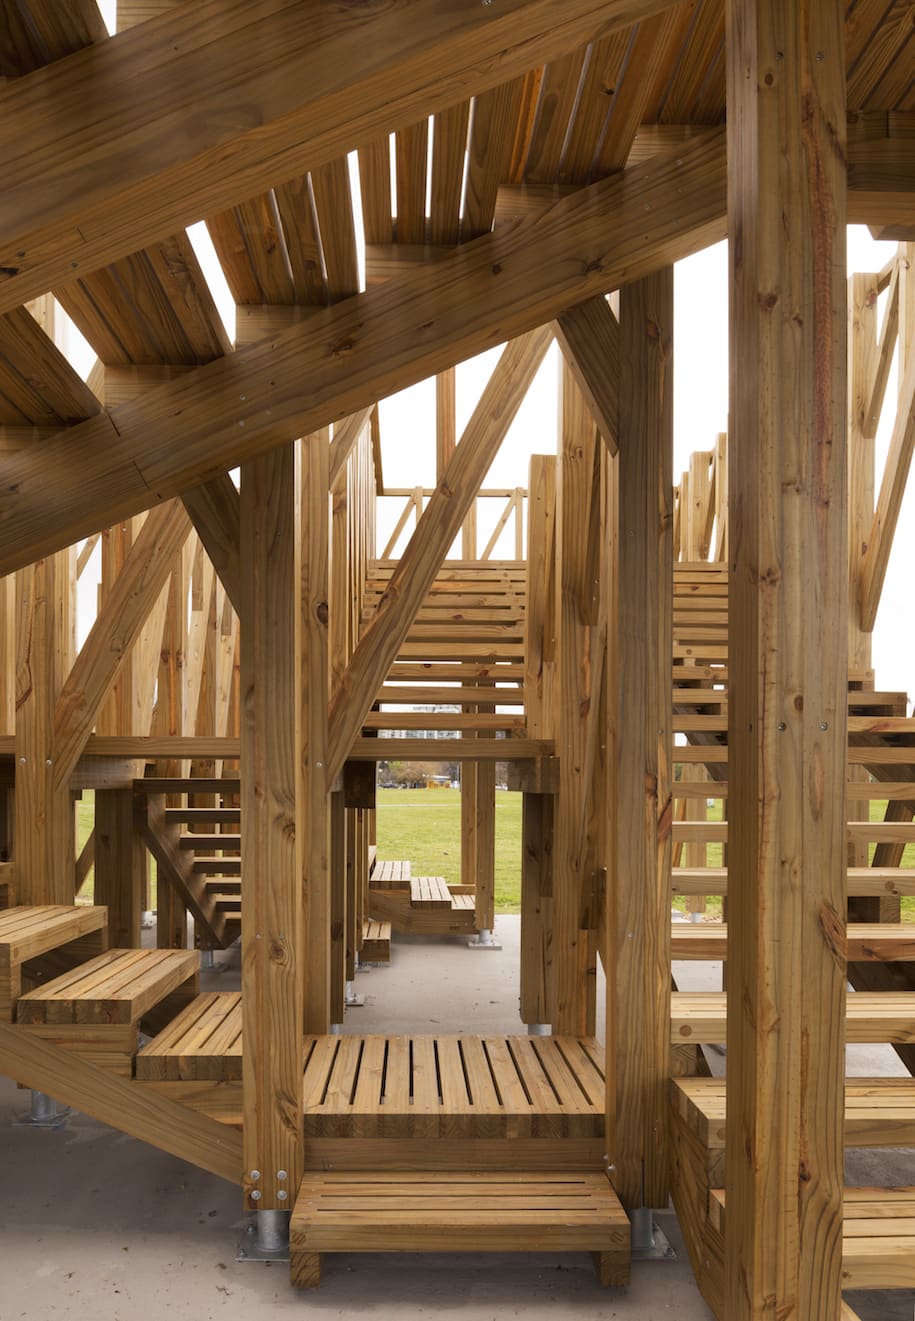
left=277, top=1170, right=288, bottom=1180
left=316, top=761, right=324, bottom=769
left=815, top=51, right=824, bottom=61
left=777, top=721, right=786, bottom=731
left=250, top=1170, right=261, bottom=1180
left=250, top=1190, right=262, bottom=1202
left=18, top=756, right=25, bottom=764
left=277, top=1190, right=288, bottom=1201
left=819, top=721, right=828, bottom=730
left=45, top=758, right=52, bottom=766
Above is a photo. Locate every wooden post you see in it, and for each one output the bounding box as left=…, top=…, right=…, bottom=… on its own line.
left=329, top=789, right=346, bottom=1024
left=725, top=3, right=847, bottom=1316
left=299, top=437, right=331, bottom=1035
left=550, top=359, right=599, bottom=1035
left=520, top=792, right=553, bottom=1024
left=608, top=269, right=673, bottom=1210
left=240, top=443, right=303, bottom=1210
left=15, top=550, right=76, bottom=905
left=94, top=788, right=145, bottom=948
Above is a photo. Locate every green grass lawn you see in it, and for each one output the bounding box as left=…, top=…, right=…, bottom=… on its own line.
left=375, top=787, right=522, bottom=912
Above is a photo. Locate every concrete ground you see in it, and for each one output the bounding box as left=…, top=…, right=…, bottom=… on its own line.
left=0, top=917, right=912, bottom=1319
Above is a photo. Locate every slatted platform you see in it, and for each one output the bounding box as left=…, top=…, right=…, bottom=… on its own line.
left=360, top=920, right=391, bottom=963
left=136, top=991, right=241, bottom=1081
left=17, top=948, right=198, bottom=1025
left=0, top=905, right=108, bottom=1020
left=671, top=991, right=915, bottom=1044
left=371, top=859, right=411, bottom=887
left=709, top=1188, right=915, bottom=1290
left=290, top=1171, right=630, bottom=1289
left=410, top=876, right=452, bottom=909
left=302, top=1034, right=605, bottom=1138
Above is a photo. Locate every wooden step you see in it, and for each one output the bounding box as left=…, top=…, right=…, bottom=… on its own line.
left=290, top=1170, right=630, bottom=1289
left=134, top=777, right=241, bottom=796
left=192, top=857, right=242, bottom=874
left=709, top=1187, right=915, bottom=1290
left=178, top=833, right=241, bottom=850
left=410, top=876, right=452, bottom=909
left=371, top=859, right=411, bottom=888
left=16, top=948, right=198, bottom=1025
left=672, top=991, right=915, bottom=1044
left=0, top=905, right=108, bottom=1020
left=670, top=922, right=915, bottom=962
left=164, top=807, right=241, bottom=825
left=673, top=865, right=915, bottom=897
left=136, top=991, right=242, bottom=1081
left=673, top=1076, right=915, bottom=1149
left=360, top=919, right=391, bottom=962
left=302, top=1034, right=605, bottom=1139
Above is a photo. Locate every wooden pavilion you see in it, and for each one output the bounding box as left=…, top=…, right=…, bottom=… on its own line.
left=1, top=1, right=915, bottom=1316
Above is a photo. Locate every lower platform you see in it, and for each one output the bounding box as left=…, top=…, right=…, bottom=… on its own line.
left=290, top=1170, right=630, bottom=1289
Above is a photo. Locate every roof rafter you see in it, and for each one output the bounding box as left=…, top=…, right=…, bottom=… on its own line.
left=0, top=130, right=727, bottom=576
left=0, top=0, right=680, bottom=311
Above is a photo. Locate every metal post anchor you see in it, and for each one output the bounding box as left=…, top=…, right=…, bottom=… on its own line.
left=467, top=927, right=502, bottom=950
left=344, top=979, right=365, bottom=1007
left=629, top=1207, right=677, bottom=1261
left=526, top=1023, right=551, bottom=1036
left=14, top=1090, right=70, bottom=1129
left=236, top=1210, right=291, bottom=1262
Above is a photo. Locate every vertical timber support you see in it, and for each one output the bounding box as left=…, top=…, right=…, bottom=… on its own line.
left=610, top=269, right=673, bottom=1211
left=94, top=789, right=145, bottom=949
left=15, top=551, right=75, bottom=905
left=300, top=437, right=331, bottom=1035
left=551, top=360, right=599, bottom=1034
left=725, top=2, right=847, bottom=1317
left=241, top=444, right=304, bottom=1214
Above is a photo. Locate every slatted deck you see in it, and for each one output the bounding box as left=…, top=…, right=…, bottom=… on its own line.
left=371, top=859, right=411, bottom=887
left=302, top=1034, right=605, bottom=1138
left=290, top=1170, right=630, bottom=1289
left=136, top=991, right=242, bottom=1081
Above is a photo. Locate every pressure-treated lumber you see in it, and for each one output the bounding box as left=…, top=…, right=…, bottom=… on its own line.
left=327, top=327, right=553, bottom=781
left=609, top=268, right=673, bottom=1211
left=0, top=1020, right=241, bottom=1183
left=0, top=133, right=728, bottom=577
left=240, top=442, right=304, bottom=1209
left=53, top=500, right=192, bottom=784
left=725, top=3, right=848, bottom=1316
left=554, top=297, right=620, bottom=453
left=0, top=0, right=679, bottom=311
left=181, top=476, right=242, bottom=615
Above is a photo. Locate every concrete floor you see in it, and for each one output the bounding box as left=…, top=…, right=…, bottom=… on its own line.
left=0, top=917, right=912, bottom=1319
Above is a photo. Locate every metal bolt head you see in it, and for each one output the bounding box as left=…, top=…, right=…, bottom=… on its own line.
left=250, top=1170, right=261, bottom=1180
left=250, top=1190, right=262, bottom=1202
left=819, top=721, right=828, bottom=730
left=277, top=1190, right=288, bottom=1201
left=777, top=721, right=787, bottom=731
left=277, top=1170, right=288, bottom=1181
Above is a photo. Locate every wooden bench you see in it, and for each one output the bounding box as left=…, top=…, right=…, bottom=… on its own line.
left=670, top=922, right=915, bottom=962
left=360, top=919, right=391, bottom=962
left=410, top=876, right=452, bottom=909
left=709, top=1187, right=915, bottom=1290
left=290, top=1171, right=630, bottom=1289
left=672, top=991, right=915, bottom=1044
left=136, top=991, right=241, bottom=1081
left=0, top=905, right=108, bottom=1020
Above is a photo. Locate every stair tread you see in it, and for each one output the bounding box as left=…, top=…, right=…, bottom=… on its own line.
left=410, top=876, right=452, bottom=909
left=0, top=905, right=107, bottom=962
left=136, top=991, right=241, bottom=1081
left=17, top=947, right=198, bottom=1025
left=291, top=1170, right=630, bottom=1252
left=672, top=990, right=915, bottom=1044
left=670, top=922, right=915, bottom=961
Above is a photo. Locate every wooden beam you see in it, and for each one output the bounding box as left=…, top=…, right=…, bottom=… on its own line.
left=609, top=268, right=673, bottom=1210
left=53, top=501, right=192, bottom=785
left=326, top=327, right=554, bottom=782
left=181, top=476, right=242, bottom=615
left=0, top=0, right=681, bottom=311
left=725, top=2, right=847, bottom=1317
left=0, top=1022, right=242, bottom=1184
left=93, top=787, right=147, bottom=949
left=0, top=133, right=728, bottom=577
left=240, top=443, right=304, bottom=1210
left=554, top=297, right=620, bottom=454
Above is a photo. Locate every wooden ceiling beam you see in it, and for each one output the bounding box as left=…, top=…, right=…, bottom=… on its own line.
left=0, top=131, right=726, bottom=577
left=0, top=0, right=680, bottom=311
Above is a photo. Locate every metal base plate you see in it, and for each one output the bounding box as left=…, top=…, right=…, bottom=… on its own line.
left=467, top=937, right=503, bottom=950
left=630, top=1219, right=677, bottom=1262
left=344, top=993, right=366, bottom=1007
left=235, top=1220, right=290, bottom=1263
left=14, top=1105, right=71, bottom=1130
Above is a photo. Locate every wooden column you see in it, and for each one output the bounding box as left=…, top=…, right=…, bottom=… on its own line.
left=550, top=360, right=600, bottom=1035
left=299, top=437, right=331, bottom=1035
left=609, top=268, right=673, bottom=1211
left=94, top=788, right=145, bottom=948
left=329, top=789, right=346, bottom=1025
left=15, top=550, right=75, bottom=905
left=725, top=3, right=847, bottom=1316
left=240, top=443, right=303, bottom=1209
